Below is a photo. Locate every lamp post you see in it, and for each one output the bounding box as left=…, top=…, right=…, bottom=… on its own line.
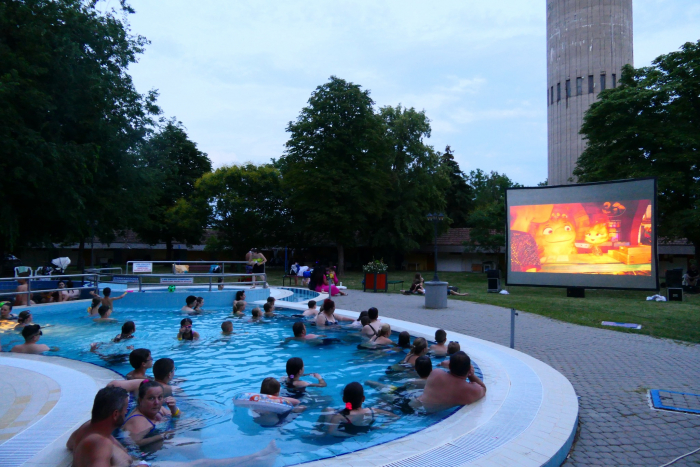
left=426, top=213, right=444, bottom=282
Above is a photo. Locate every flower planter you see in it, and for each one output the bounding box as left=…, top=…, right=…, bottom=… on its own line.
left=364, top=273, right=388, bottom=292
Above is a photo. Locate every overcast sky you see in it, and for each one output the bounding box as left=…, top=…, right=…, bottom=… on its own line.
left=118, top=0, right=699, bottom=186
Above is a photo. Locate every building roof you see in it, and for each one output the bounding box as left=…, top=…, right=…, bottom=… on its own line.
left=436, top=228, right=472, bottom=246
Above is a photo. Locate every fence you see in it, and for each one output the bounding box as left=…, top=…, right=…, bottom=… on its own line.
left=0, top=273, right=99, bottom=307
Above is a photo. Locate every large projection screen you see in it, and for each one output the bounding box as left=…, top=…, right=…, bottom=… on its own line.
left=506, top=178, right=658, bottom=290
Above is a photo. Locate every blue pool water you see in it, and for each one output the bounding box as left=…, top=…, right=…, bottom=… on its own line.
left=0, top=301, right=480, bottom=465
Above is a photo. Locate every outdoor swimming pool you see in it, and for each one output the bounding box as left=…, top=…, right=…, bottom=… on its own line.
left=0, top=300, right=481, bottom=466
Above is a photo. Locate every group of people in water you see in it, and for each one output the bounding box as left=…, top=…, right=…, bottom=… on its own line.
left=2, top=286, right=486, bottom=466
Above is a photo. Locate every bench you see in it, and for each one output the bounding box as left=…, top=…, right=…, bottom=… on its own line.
left=387, top=280, right=404, bottom=291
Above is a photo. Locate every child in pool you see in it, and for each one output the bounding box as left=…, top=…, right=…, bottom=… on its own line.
left=221, top=320, right=234, bottom=335
left=126, top=348, right=153, bottom=380
left=178, top=318, right=200, bottom=340
left=283, top=357, right=327, bottom=390
left=429, top=329, right=448, bottom=356
left=250, top=307, right=263, bottom=322
left=153, top=357, right=178, bottom=398
left=90, top=287, right=127, bottom=310
left=252, top=377, right=305, bottom=427
left=302, top=300, right=319, bottom=318
left=440, top=341, right=461, bottom=368
left=367, top=355, right=433, bottom=396
left=87, top=298, right=101, bottom=316
left=232, top=301, right=246, bottom=317
left=93, top=305, right=117, bottom=323
left=263, top=302, right=275, bottom=318
left=401, top=337, right=428, bottom=367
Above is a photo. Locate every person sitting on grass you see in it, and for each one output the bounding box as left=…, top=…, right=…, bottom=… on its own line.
left=126, top=348, right=153, bottom=380
left=181, top=295, right=198, bottom=314
left=318, top=382, right=398, bottom=437
left=232, top=301, right=246, bottom=317
left=684, top=263, right=699, bottom=287
left=252, top=377, right=306, bottom=427
left=11, top=324, right=58, bottom=354
left=286, top=322, right=325, bottom=342
left=178, top=317, right=200, bottom=341
left=418, top=351, right=486, bottom=413
left=90, top=287, right=127, bottom=310
left=302, top=300, right=318, bottom=318
left=430, top=329, right=448, bottom=356
left=440, top=341, right=461, bottom=368
left=153, top=357, right=178, bottom=398
left=263, top=302, right=275, bottom=318
left=93, top=305, right=117, bottom=323
left=221, top=320, right=234, bottom=335
left=401, top=273, right=426, bottom=295
left=447, top=286, right=469, bottom=297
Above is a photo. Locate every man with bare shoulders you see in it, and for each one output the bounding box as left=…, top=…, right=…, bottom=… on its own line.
left=418, top=351, right=486, bottom=413
left=14, top=278, right=35, bottom=306
left=11, top=325, right=57, bottom=354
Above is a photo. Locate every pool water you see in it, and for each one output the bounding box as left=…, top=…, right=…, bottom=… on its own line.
left=1, top=304, right=479, bottom=466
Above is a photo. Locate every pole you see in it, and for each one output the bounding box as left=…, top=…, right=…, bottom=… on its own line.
left=26, top=277, right=32, bottom=307
left=510, top=308, right=518, bottom=349
left=90, top=223, right=95, bottom=268
left=433, top=220, right=439, bottom=282
left=284, top=247, right=288, bottom=277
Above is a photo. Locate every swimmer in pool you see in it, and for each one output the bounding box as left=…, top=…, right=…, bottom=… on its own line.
left=90, top=287, right=127, bottom=311
left=93, top=305, right=117, bottom=323
left=249, top=307, right=263, bottom=322
left=283, top=357, right=327, bottom=390
left=302, top=300, right=319, bottom=318
left=178, top=317, right=200, bottom=340
left=347, top=311, right=368, bottom=329
left=181, top=295, right=198, bottom=314
left=221, top=320, right=234, bottom=335
left=253, top=377, right=306, bottom=427
left=361, top=307, right=382, bottom=338
left=314, top=299, right=353, bottom=328
left=263, top=302, right=275, bottom=318
left=153, top=358, right=178, bottom=398
left=367, top=323, right=394, bottom=346
left=417, top=351, right=486, bottom=413
left=397, top=331, right=411, bottom=349
left=87, top=298, right=101, bottom=316
left=399, top=337, right=428, bottom=367
left=14, top=310, right=33, bottom=329
left=232, top=301, right=246, bottom=317
left=11, top=324, right=58, bottom=354
left=126, top=348, right=153, bottom=380
left=318, top=382, right=398, bottom=437
left=286, top=322, right=324, bottom=342
left=439, top=341, right=461, bottom=368
left=1, top=302, right=17, bottom=320
left=113, top=321, right=136, bottom=342
left=122, top=380, right=179, bottom=447
left=194, top=296, right=205, bottom=312
left=367, top=355, right=433, bottom=395
left=233, top=290, right=246, bottom=310
left=429, top=329, right=448, bottom=356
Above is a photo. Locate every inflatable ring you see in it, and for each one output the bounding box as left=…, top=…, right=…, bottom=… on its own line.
left=232, top=393, right=293, bottom=414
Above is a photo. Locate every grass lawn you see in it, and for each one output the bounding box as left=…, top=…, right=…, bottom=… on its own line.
left=268, top=269, right=700, bottom=344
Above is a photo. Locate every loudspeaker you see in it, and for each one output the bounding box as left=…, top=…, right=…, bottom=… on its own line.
left=487, top=278, right=500, bottom=292
left=567, top=287, right=585, bottom=298
left=668, top=288, right=683, bottom=301
left=486, top=269, right=500, bottom=279
left=665, top=269, right=683, bottom=288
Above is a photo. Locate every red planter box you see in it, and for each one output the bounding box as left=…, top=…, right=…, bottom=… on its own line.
left=364, top=273, right=388, bottom=292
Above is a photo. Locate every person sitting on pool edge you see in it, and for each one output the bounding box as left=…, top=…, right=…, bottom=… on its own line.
left=318, top=382, right=398, bottom=437
left=153, top=357, right=178, bottom=398
left=302, top=300, right=318, bottom=318
left=430, top=329, right=448, bottom=356
left=253, top=377, right=305, bottom=427
left=90, top=287, right=127, bottom=311
left=232, top=301, right=246, bottom=317
left=418, top=351, right=486, bottom=413
left=221, top=320, right=234, bottom=335
left=181, top=295, right=198, bottom=314
left=283, top=357, right=327, bottom=391
left=263, top=302, right=275, bottom=318
left=126, top=348, right=153, bottom=380
left=286, top=322, right=325, bottom=342
left=93, top=305, right=117, bottom=323
left=440, top=341, right=461, bottom=368
left=11, top=324, right=58, bottom=354
left=178, top=317, right=200, bottom=340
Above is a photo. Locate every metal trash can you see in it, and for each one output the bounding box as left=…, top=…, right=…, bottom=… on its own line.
left=425, top=281, right=448, bottom=309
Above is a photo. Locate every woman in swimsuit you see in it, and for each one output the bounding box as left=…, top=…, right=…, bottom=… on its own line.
left=314, top=299, right=353, bottom=328
left=401, top=337, right=428, bottom=367
left=122, top=380, right=179, bottom=447
left=369, top=323, right=394, bottom=346
left=283, top=357, right=327, bottom=391
left=249, top=249, right=267, bottom=289
left=320, top=382, right=397, bottom=437
left=14, top=310, right=33, bottom=329
left=177, top=318, right=200, bottom=341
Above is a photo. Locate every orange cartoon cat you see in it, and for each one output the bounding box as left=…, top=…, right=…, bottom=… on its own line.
left=533, top=213, right=577, bottom=260
left=585, top=222, right=610, bottom=255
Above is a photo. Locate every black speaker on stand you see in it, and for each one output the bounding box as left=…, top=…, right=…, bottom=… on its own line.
left=666, top=269, right=684, bottom=301
left=487, top=269, right=500, bottom=293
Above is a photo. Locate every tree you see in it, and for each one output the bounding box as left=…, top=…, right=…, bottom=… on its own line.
left=278, top=76, right=390, bottom=273
left=369, top=106, right=448, bottom=259
left=191, top=164, right=289, bottom=258
left=135, top=120, right=212, bottom=260
left=573, top=41, right=700, bottom=257
left=463, top=169, right=521, bottom=252
left=440, top=146, right=473, bottom=227
left=0, top=0, right=160, bottom=261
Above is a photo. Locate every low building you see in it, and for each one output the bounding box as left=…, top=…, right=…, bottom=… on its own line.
left=404, top=228, right=503, bottom=273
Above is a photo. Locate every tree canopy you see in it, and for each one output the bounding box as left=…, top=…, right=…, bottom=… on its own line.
left=440, top=145, right=473, bottom=228
left=574, top=40, right=700, bottom=256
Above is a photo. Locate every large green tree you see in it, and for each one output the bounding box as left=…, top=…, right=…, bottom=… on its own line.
left=278, top=76, right=390, bottom=273
left=0, top=0, right=159, bottom=260
left=135, top=120, right=212, bottom=260
left=369, top=106, right=448, bottom=258
left=574, top=40, right=700, bottom=257
left=440, top=145, right=473, bottom=228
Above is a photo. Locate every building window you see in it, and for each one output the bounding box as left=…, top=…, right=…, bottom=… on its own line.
left=551, top=86, right=554, bottom=105
left=612, top=73, right=617, bottom=88
left=565, top=79, right=571, bottom=98
left=576, top=77, right=583, bottom=96
left=600, top=73, right=606, bottom=91
left=557, top=83, right=561, bottom=101
left=588, top=75, right=594, bottom=93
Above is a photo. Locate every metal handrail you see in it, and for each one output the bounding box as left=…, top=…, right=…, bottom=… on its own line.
left=126, top=260, right=251, bottom=275
left=85, top=267, right=123, bottom=274
left=135, top=272, right=267, bottom=292
left=0, top=273, right=99, bottom=307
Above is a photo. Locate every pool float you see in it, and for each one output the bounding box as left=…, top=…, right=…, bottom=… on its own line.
left=232, top=393, right=293, bottom=414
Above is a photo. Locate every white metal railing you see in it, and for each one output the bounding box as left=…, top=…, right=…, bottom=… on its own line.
left=135, top=272, right=268, bottom=292
left=0, top=273, right=99, bottom=307
left=85, top=267, right=123, bottom=281
left=126, top=260, right=251, bottom=275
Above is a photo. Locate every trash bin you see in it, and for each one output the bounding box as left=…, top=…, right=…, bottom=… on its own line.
left=425, top=281, right=448, bottom=309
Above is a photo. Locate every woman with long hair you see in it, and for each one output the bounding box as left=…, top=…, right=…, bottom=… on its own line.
left=311, top=267, right=347, bottom=296
left=319, top=382, right=397, bottom=436
left=314, top=299, right=354, bottom=328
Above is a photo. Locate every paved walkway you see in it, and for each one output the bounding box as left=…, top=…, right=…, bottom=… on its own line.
left=332, top=292, right=700, bottom=466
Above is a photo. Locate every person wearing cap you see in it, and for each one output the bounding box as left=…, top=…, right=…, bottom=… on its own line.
left=11, top=324, right=58, bottom=354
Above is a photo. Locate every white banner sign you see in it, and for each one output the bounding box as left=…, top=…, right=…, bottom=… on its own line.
left=160, top=277, right=193, bottom=284
left=133, top=262, right=153, bottom=273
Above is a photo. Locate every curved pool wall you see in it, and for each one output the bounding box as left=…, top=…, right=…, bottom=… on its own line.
left=5, top=287, right=578, bottom=467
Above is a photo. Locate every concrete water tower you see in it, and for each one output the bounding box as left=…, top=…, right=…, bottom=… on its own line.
left=546, top=0, right=633, bottom=185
